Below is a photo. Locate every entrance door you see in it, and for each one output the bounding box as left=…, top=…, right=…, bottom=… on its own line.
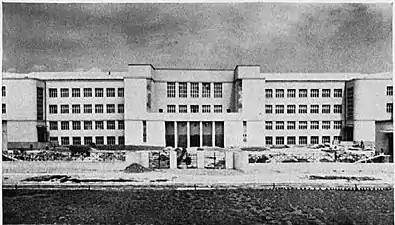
left=165, top=122, right=175, bottom=147
left=202, top=122, right=213, bottom=147
left=177, top=122, right=187, bottom=148
left=190, top=122, right=200, bottom=147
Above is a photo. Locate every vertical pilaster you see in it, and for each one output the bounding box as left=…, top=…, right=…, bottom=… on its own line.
left=212, top=121, right=215, bottom=147
left=199, top=121, right=203, bottom=147
left=174, top=121, right=178, bottom=148
left=186, top=122, right=190, bottom=148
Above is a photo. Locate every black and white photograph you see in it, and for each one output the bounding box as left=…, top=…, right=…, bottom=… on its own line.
left=2, top=2, right=394, bottom=224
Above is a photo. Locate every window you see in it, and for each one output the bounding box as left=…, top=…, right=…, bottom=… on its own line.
left=214, top=105, right=222, bottom=113
left=265, top=136, right=273, bottom=145
left=167, top=82, right=176, bottom=98
left=83, top=88, right=92, bottom=97
left=118, top=88, right=124, bottom=97
left=49, top=121, right=58, bottom=130
left=72, top=88, right=80, bottom=97
left=107, top=121, right=116, bottom=130
left=265, top=105, right=273, bottom=114
left=118, top=104, right=124, bottom=113
left=322, top=89, right=331, bottom=97
left=50, top=137, right=58, bottom=143
left=299, top=105, right=307, bottom=114
left=287, top=136, right=296, bottom=145
left=311, top=136, right=319, bottom=144
left=143, top=121, right=147, bottom=143
left=386, top=103, right=393, bottom=113
left=1, top=86, right=6, bottom=97
left=107, top=136, right=116, bottom=145
left=287, top=105, right=296, bottom=114
left=310, top=121, right=319, bottom=130
left=202, top=105, right=211, bottom=113
left=214, top=83, right=222, bottom=98
left=265, top=89, right=273, bottom=98
left=334, top=121, right=342, bottom=129
left=179, top=105, right=187, bottom=113
left=95, top=104, right=103, bottom=113
left=72, top=121, right=81, bottom=130
left=334, top=89, right=342, bottom=97
left=275, top=105, right=284, bottom=114
left=179, top=83, right=187, bottom=98
left=61, top=105, right=69, bottom=114
left=2, top=104, right=5, bottom=114
left=299, top=121, right=307, bottom=130
left=287, top=121, right=296, bottom=130
left=118, top=136, right=125, bottom=145
left=84, top=104, right=92, bottom=113
left=167, top=105, right=176, bottom=113
left=275, top=89, right=284, bottom=98
left=106, top=104, right=115, bottom=113
left=299, top=89, right=307, bottom=98
left=49, top=105, right=58, bottom=114
left=190, top=105, right=199, bottom=113
left=84, top=137, right=93, bottom=145
left=322, top=136, right=330, bottom=144
left=95, top=121, right=104, bottom=130
left=61, top=137, right=70, bottom=146
left=49, top=88, right=57, bottom=98
left=96, top=136, right=104, bottom=145
left=202, top=83, right=211, bottom=98
left=346, top=87, right=354, bottom=120
left=191, top=83, right=199, bottom=98
left=310, top=105, right=319, bottom=114
left=61, top=121, right=69, bottom=130
left=265, top=121, right=273, bottom=130
left=275, top=121, right=284, bottom=130
left=276, top=137, right=284, bottom=145
left=322, top=121, right=331, bottom=130
left=106, top=88, right=115, bottom=97
left=243, top=121, right=247, bottom=143
left=72, top=137, right=81, bottom=145
left=84, top=121, right=92, bottom=130
left=60, top=88, right=69, bottom=97
left=299, top=136, right=307, bottom=145
left=72, top=104, right=81, bottom=114
left=387, top=86, right=393, bottom=96
left=118, top=120, right=124, bottom=130
left=334, top=105, right=342, bottom=113
left=95, top=88, right=104, bottom=97
left=334, top=136, right=342, bottom=142
left=310, top=89, right=319, bottom=97
left=287, top=89, right=296, bottom=98
left=322, top=105, right=330, bottom=114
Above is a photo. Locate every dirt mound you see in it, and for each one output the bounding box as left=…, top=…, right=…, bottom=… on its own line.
left=124, top=163, right=153, bottom=173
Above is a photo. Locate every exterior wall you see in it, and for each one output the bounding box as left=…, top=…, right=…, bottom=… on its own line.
left=246, top=121, right=266, bottom=146
left=242, top=79, right=266, bottom=120
left=124, top=78, right=147, bottom=119
left=225, top=121, right=243, bottom=147
left=125, top=120, right=143, bottom=145
left=6, top=121, right=38, bottom=142
left=147, top=120, right=165, bottom=146
left=375, top=121, right=393, bottom=154
left=353, top=120, right=376, bottom=142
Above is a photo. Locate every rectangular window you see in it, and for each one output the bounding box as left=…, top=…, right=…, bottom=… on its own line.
left=179, top=105, right=187, bottom=113
left=322, top=89, right=331, bottom=97
left=276, top=136, right=284, bottom=145
left=287, top=89, right=296, bottom=98
left=61, top=105, right=69, bottom=114
left=310, top=121, right=319, bottom=130
left=311, top=136, right=319, bottom=145
left=72, top=121, right=81, bottom=130
left=118, top=104, right=124, bottom=113
left=106, top=104, right=115, bottom=113
left=275, top=89, right=284, bottom=98
left=72, top=88, right=80, bottom=97
left=202, top=105, right=211, bottom=113
left=96, top=136, right=104, bottom=145
left=143, top=121, right=147, bottom=143
left=265, top=89, right=273, bottom=98
left=214, top=105, right=222, bottom=113
left=118, top=136, right=125, bottom=145
left=106, top=88, right=115, bottom=97
left=265, top=121, right=273, bottom=130
left=334, top=121, right=342, bottom=129
left=107, top=121, right=116, bottom=130
left=36, top=87, right=44, bottom=121
left=243, top=121, right=247, bottom=143
left=190, top=105, right=199, bottom=113
left=322, top=136, right=330, bottom=144
left=61, top=121, right=69, bottom=130
left=95, top=121, right=104, bottom=130
left=179, top=83, right=187, bottom=98
left=49, top=88, right=57, bottom=97
left=287, top=105, right=296, bottom=114
left=50, top=137, right=58, bottom=143
left=299, top=89, right=307, bottom=98
left=95, top=88, right=104, bottom=97
left=275, top=105, right=284, bottom=114
left=334, top=105, right=342, bottom=113
left=334, top=136, right=342, bottom=142
left=334, top=89, right=343, bottom=97
left=265, top=105, right=273, bottom=114
left=322, top=121, right=331, bottom=130
left=387, top=86, right=393, bottom=96
left=322, top=105, right=330, bottom=114
left=84, top=137, right=93, bottom=145
left=72, top=137, right=81, bottom=145
left=84, top=121, right=92, bottom=130
left=84, top=88, right=92, bottom=97
left=2, top=86, right=5, bottom=97
left=346, top=87, right=354, bottom=120
left=167, top=105, right=176, bottom=113
left=214, top=83, right=222, bottom=98
left=95, top=104, right=103, bottom=113
left=118, top=88, right=124, bottom=97
left=49, top=121, right=58, bottom=130
left=275, top=121, right=284, bottom=130
left=310, top=89, right=319, bottom=97
left=265, top=136, right=273, bottom=145
left=61, top=137, right=70, bottom=146
left=72, top=104, right=81, bottom=114
left=287, top=136, right=296, bottom=145
left=49, top=105, right=58, bottom=114
left=386, top=103, right=393, bottom=113
left=310, top=105, right=319, bottom=114
left=202, top=83, right=211, bottom=98
left=299, top=121, right=307, bottom=130
left=299, top=136, right=307, bottom=145
left=107, top=136, right=116, bottom=145
left=2, top=104, right=5, bottom=114
left=287, top=121, right=296, bottom=130
left=118, top=120, right=124, bottom=130
left=191, top=83, right=199, bottom=98
left=60, top=88, right=69, bottom=97
left=167, top=82, right=176, bottom=98
left=84, top=104, right=92, bottom=113
left=299, top=105, right=307, bottom=114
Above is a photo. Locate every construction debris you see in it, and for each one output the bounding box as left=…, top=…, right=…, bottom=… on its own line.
left=124, top=163, right=153, bottom=173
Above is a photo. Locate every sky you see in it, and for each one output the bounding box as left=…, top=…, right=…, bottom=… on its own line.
left=2, top=3, right=393, bottom=73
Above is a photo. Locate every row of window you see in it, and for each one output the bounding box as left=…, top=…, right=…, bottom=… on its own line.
left=265, top=104, right=343, bottom=114
left=49, top=120, right=124, bottom=130
left=167, top=82, right=223, bottom=98
left=49, top=88, right=124, bottom=98
left=49, top=104, right=124, bottom=114
left=265, top=88, right=343, bottom=98
left=50, top=136, right=125, bottom=146
left=265, top=136, right=342, bottom=145
left=265, top=121, right=342, bottom=130
left=167, top=105, right=223, bottom=113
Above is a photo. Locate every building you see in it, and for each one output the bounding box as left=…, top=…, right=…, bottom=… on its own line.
left=2, top=64, right=393, bottom=155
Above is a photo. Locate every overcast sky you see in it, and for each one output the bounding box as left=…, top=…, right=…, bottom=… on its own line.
left=3, top=3, right=392, bottom=73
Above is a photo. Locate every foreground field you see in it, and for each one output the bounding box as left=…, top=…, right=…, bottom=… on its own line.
left=3, top=188, right=393, bottom=224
